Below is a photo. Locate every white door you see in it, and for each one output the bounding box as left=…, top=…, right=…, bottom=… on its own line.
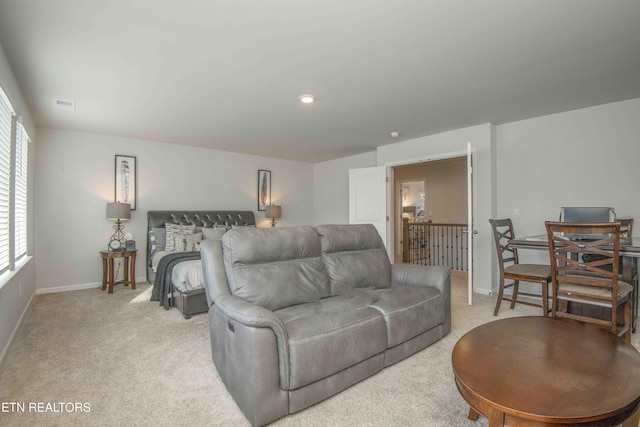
left=465, top=142, right=476, bottom=305
left=349, top=166, right=388, bottom=248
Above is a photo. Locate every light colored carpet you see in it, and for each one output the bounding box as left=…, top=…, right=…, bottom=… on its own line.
left=0, top=272, right=638, bottom=426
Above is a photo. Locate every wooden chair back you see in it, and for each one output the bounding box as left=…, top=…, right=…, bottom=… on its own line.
left=545, top=221, right=630, bottom=337
left=619, top=218, right=633, bottom=238
left=489, top=218, right=519, bottom=271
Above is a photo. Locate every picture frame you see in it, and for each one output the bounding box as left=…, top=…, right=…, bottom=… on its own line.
left=125, top=240, right=136, bottom=251
left=115, top=155, right=137, bottom=210
left=257, top=169, right=271, bottom=211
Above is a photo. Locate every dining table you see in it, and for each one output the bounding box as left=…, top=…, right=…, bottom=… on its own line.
left=508, top=235, right=639, bottom=332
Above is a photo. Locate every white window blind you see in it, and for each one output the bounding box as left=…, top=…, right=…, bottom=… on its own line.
left=0, top=90, right=12, bottom=274
left=14, top=120, right=28, bottom=260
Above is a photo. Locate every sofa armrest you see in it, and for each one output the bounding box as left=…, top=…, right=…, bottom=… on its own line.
left=215, top=294, right=287, bottom=330
left=215, top=294, right=291, bottom=389
left=391, top=264, right=451, bottom=291
left=392, top=264, right=452, bottom=336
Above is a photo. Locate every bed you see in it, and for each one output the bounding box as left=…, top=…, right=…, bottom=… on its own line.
left=147, top=210, right=256, bottom=318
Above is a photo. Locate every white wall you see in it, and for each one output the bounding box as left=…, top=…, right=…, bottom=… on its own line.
left=0, top=42, right=36, bottom=362
left=377, top=124, right=496, bottom=295
left=34, top=128, right=314, bottom=291
left=496, top=97, right=640, bottom=266
left=312, top=151, right=376, bottom=225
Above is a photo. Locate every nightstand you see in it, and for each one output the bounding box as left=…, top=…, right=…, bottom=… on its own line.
left=100, top=249, right=137, bottom=293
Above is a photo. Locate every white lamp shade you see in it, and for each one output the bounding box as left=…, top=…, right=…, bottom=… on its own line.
left=106, top=202, right=131, bottom=220
left=265, top=205, right=281, bottom=219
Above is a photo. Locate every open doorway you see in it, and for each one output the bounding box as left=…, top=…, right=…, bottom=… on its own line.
left=392, top=157, right=469, bottom=281
left=394, top=178, right=426, bottom=262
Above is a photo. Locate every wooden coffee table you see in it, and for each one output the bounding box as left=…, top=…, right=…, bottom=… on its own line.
left=452, top=316, right=640, bottom=426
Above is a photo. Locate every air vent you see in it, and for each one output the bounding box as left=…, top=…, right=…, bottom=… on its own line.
left=55, top=99, right=75, bottom=111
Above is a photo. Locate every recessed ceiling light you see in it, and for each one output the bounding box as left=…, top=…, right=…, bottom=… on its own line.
left=390, top=131, right=400, bottom=138
left=299, top=94, right=315, bottom=104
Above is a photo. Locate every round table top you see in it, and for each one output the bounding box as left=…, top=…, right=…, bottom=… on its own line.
left=452, top=316, right=640, bottom=424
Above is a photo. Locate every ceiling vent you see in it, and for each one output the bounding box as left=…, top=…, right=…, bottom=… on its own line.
left=55, top=99, right=75, bottom=111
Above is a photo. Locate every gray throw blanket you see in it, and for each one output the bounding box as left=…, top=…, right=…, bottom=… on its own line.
left=150, top=252, right=201, bottom=309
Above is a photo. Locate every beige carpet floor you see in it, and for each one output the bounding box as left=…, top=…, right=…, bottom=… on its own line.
left=1, top=272, right=638, bottom=427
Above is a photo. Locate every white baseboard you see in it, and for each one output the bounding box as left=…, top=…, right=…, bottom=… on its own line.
left=0, top=291, right=36, bottom=365
left=36, top=276, right=147, bottom=294
left=474, top=286, right=493, bottom=296
left=36, top=282, right=100, bottom=294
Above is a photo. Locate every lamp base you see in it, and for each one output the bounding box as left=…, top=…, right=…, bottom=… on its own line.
left=108, top=220, right=127, bottom=250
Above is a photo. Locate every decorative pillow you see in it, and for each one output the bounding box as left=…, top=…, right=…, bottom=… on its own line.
left=165, top=223, right=196, bottom=252
left=174, top=232, right=202, bottom=252
left=149, top=230, right=156, bottom=257
left=149, top=227, right=167, bottom=258
left=232, top=224, right=256, bottom=229
left=202, top=226, right=230, bottom=241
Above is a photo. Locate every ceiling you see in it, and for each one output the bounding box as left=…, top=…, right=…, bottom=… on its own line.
left=0, top=0, right=639, bottom=163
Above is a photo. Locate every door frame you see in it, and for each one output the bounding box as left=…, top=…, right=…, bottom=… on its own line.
left=384, top=149, right=470, bottom=258
left=384, top=149, right=477, bottom=294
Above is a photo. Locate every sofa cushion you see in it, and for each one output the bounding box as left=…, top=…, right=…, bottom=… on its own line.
left=222, top=226, right=331, bottom=311
left=316, top=224, right=391, bottom=294
left=356, top=284, right=444, bottom=348
left=275, top=295, right=387, bottom=390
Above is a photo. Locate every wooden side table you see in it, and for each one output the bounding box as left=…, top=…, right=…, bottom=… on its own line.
left=100, top=250, right=137, bottom=294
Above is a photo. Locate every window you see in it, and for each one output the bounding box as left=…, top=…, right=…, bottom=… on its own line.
left=0, top=85, right=30, bottom=275
left=13, top=120, right=29, bottom=261
left=0, top=90, right=12, bottom=274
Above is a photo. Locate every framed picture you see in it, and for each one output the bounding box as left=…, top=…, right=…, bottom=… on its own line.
left=115, top=155, right=137, bottom=210
left=257, top=169, right=271, bottom=211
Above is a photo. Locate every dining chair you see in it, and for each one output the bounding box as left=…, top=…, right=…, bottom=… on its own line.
left=545, top=221, right=632, bottom=343
left=582, top=218, right=639, bottom=324
left=619, top=218, right=633, bottom=238
left=618, top=218, right=637, bottom=332
left=489, top=219, right=552, bottom=316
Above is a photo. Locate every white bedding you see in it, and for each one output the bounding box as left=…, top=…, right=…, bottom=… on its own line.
left=152, top=251, right=204, bottom=293
left=171, top=259, right=204, bottom=292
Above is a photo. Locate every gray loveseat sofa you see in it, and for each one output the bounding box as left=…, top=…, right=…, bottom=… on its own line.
left=201, top=224, right=451, bottom=426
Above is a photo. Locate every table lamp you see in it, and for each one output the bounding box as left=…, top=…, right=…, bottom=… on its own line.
left=106, top=202, right=131, bottom=251
left=265, top=205, right=282, bottom=227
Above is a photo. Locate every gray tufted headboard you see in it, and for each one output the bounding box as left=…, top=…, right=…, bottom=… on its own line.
left=146, top=210, right=256, bottom=278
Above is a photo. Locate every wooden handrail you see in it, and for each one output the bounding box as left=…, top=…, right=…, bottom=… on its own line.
left=407, top=222, right=467, bottom=227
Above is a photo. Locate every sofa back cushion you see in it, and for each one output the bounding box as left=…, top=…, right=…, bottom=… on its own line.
left=316, top=224, right=391, bottom=295
left=222, top=226, right=330, bottom=311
